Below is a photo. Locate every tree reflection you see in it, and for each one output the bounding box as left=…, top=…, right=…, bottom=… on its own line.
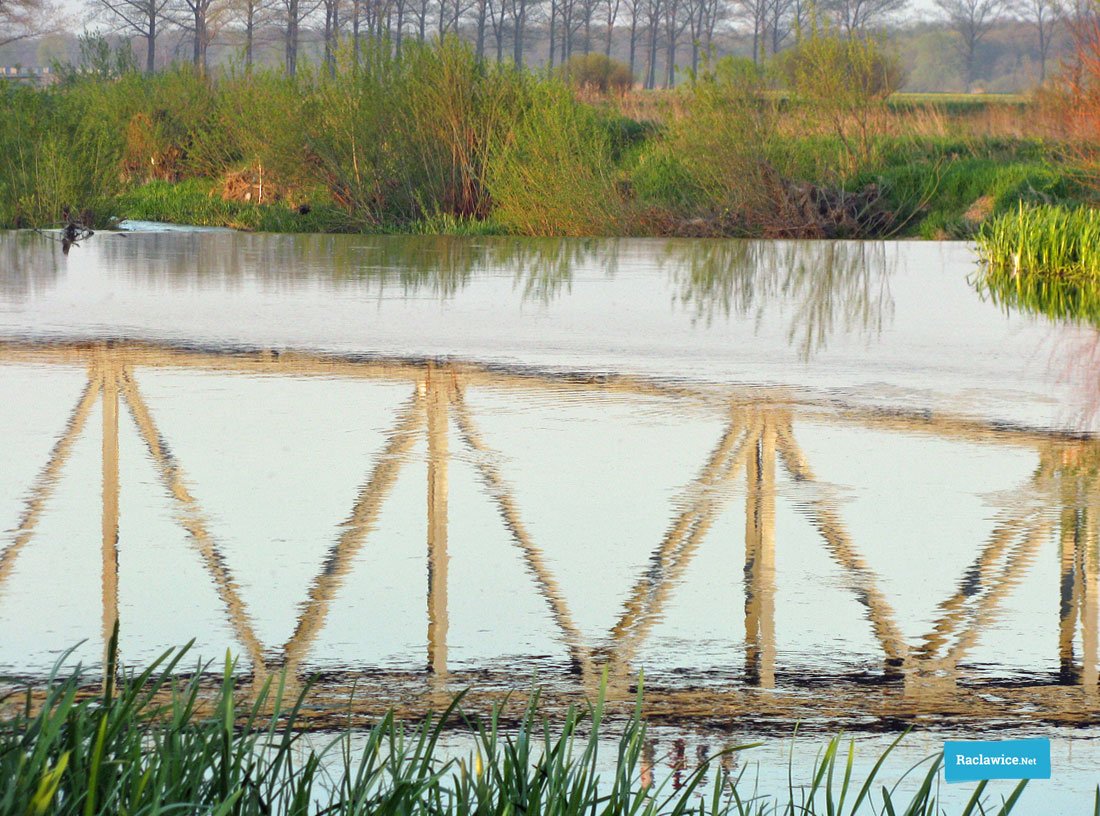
left=0, top=232, right=62, bottom=302
left=667, top=240, right=895, bottom=360
left=87, top=232, right=898, bottom=359
left=99, top=233, right=613, bottom=302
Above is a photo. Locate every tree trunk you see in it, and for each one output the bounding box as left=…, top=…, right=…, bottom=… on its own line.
left=512, top=0, right=525, bottom=65
left=145, top=5, right=156, bottom=73
left=628, top=8, right=636, bottom=77
left=286, top=0, right=299, bottom=76
left=548, top=0, right=556, bottom=67
left=477, top=0, right=487, bottom=58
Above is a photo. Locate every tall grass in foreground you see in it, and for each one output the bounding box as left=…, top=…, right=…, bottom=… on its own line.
left=0, top=640, right=1029, bottom=816
left=976, top=203, right=1100, bottom=279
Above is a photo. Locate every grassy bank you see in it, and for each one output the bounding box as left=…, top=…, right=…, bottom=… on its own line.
left=0, top=37, right=1097, bottom=240
left=0, top=640, right=1029, bottom=816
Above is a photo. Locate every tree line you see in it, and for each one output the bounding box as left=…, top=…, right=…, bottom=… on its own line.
left=1, top=0, right=1097, bottom=89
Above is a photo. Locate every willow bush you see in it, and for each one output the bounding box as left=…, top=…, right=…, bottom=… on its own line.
left=779, top=23, right=904, bottom=169
left=0, top=85, right=123, bottom=228
left=488, top=82, right=624, bottom=235
left=630, top=57, right=786, bottom=233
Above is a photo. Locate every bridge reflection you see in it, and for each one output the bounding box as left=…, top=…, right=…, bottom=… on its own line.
left=0, top=339, right=1097, bottom=728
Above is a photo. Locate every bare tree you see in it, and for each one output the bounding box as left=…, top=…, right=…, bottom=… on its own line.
left=641, top=0, right=660, bottom=86
left=600, top=0, right=620, bottom=53
left=934, top=0, right=1008, bottom=87
left=737, top=0, right=767, bottom=62
left=487, top=0, right=506, bottom=59
left=471, top=0, right=488, bottom=56
left=1013, top=0, right=1058, bottom=82
left=169, top=0, right=228, bottom=69
left=231, top=0, right=276, bottom=67
left=662, top=0, right=688, bottom=85
left=95, top=0, right=172, bottom=71
left=764, top=0, right=793, bottom=55
left=408, top=0, right=431, bottom=40
left=322, top=0, right=340, bottom=70
left=509, top=0, right=535, bottom=64
left=824, top=0, right=905, bottom=34
left=1, top=0, right=53, bottom=47
left=621, top=0, right=641, bottom=75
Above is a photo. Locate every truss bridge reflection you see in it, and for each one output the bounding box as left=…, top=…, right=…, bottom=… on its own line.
left=1, top=340, right=1098, bottom=731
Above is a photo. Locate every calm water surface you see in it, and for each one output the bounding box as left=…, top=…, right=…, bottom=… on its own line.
left=2, top=229, right=1100, bottom=810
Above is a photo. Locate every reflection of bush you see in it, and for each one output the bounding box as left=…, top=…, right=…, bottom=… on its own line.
left=667, top=240, right=895, bottom=359
left=98, top=233, right=893, bottom=360
left=0, top=232, right=62, bottom=301
left=101, top=233, right=612, bottom=303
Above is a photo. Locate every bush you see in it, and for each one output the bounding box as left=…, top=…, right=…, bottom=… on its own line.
left=0, top=85, right=124, bottom=228
left=645, top=56, right=784, bottom=230
left=780, top=22, right=904, bottom=167
left=488, top=82, right=623, bottom=235
left=557, top=52, right=635, bottom=94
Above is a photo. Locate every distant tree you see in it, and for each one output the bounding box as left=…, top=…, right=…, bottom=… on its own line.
left=641, top=0, right=660, bottom=86
left=662, top=0, right=688, bottom=85
left=168, top=0, right=228, bottom=69
left=1012, top=0, right=1057, bottom=82
left=231, top=0, right=276, bottom=67
left=620, top=0, right=642, bottom=76
left=509, top=0, right=536, bottom=64
left=1, top=0, right=53, bottom=47
left=278, top=0, right=321, bottom=74
left=824, top=0, right=906, bottom=35
left=600, top=0, right=620, bottom=54
left=934, top=0, right=1009, bottom=86
left=737, top=0, right=768, bottom=62
left=94, top=0, right=172, bottom=71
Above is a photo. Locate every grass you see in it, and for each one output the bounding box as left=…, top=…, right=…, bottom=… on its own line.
left=116, top=179, right=355, bottom=232
left=0, top=632, right=1032, bottom=816
left=976, top=203, right=1100, bottom=279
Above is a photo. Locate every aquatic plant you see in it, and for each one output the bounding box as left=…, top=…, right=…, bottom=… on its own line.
left=975, top=202, right=1100, bottom=279
left=0, top=633, right=1030, bottom=816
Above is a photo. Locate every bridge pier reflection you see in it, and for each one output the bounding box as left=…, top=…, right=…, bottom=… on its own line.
left=744, top=417, right=776, bottom=688
left=426, top=366, right=450, bottom=681
left=100, top=350, right=120, bottom=681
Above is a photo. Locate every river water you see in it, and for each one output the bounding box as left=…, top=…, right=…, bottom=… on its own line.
left=1, top=228, right=1099, bottom=811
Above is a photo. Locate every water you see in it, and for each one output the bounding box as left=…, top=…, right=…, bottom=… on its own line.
left=2, top=228, right=1099, bottom=810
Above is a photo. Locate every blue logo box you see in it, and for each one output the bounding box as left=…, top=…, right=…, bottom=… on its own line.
left=944, top=739, right=1051, bottom=783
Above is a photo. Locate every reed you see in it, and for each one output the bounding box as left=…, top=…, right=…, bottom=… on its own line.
left=0, top=634, right=1029, bottom=816
left=976, top=203, right=1100, bottom=279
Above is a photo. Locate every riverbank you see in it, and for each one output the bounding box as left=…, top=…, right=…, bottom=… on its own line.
left=2, top=38, right=1096, bottom=243
left=1, top=641, right=1030, bottom=816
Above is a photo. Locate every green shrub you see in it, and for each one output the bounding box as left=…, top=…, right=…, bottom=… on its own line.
left=780, top=22, right=904, bottom=167
left=557, top=52, right=635, bottom=94
left=488, top=82, right=623, bottom=235
left=0, top=85, right=124, bottom=228
left=654, top=56, right=784, bottom=229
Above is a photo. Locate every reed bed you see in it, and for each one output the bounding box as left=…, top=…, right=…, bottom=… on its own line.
left=976, top=203, right=1100, bottom=279
left=0, top=636, right=1032, bottom=816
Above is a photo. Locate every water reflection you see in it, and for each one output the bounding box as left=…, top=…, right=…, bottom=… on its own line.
left=1, top=340, right=1098, bottom=730
left=0, top=232, right=61, bottom=301
left=666, top=241, right=894, bottom=360
left=7, top=232, right=894, bottom=360
left=976, top=271, right=1100, bottom=329
left=99, top=233, right=613, bottom=302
